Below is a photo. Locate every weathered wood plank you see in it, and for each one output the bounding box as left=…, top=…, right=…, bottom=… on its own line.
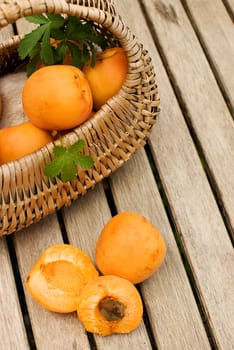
left=117, top=0, right=234, bottom=348
left=182, top=0, right=234, bottom=112
left=0, top=237, right=29, bottom=349
left=63, top=184, right=153, bottom=349
left=13, top=214, right=91, bottom=350
left=109, top=148, right=212, bottom=350
left=0, top=25, right=29, bottom=350
left=142, top=0, right=234, bottom=234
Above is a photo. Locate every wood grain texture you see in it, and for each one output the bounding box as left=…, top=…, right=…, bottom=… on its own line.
left=109, top=147, right=211, bottom=350
left=0, top=238, right=29, bottom=349
left=182, top=0, right=234, bottom=111
left=1, top=1, right=233, bottom=349
left=0, top=24, right=29, bottom=350
left=63, top=183, right=153, bottom=349
left=13, top=214, right=91, bottom=350
left=142, top=0, right=234, bottom=234
left=116, top=0, right=234, bottom=348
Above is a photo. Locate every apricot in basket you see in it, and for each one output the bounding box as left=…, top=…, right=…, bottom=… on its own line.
left=83, top=47, right=128, bottom=110
left=0, top=122, right=53, bottom=165
left=22, top=65, right=93, bottom=130
left=26, top=244, right=99, bottom=313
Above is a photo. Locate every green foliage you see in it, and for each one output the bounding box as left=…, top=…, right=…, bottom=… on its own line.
left=18, top=13, right=108, bottom=75
left=44, top=140, right=94, bottom=182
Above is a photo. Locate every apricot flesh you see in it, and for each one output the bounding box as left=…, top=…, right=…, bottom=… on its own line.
left=26, top=244, right=99, bottom=313
left=83, top=47, right=128, bottom=110
left=95, top=212, right=166, bottom=284
left=77, top=275, right=143, bottom=336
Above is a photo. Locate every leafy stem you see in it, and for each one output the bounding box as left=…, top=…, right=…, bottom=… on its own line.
left=18, top=13, right=108, bottom=75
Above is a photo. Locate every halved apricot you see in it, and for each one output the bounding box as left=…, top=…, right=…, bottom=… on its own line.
left=26, top=244, right=99, bottom=313
left=77, top=275, right=143, bottom=336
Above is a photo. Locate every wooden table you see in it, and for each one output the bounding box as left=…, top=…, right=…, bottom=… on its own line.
left=0, top=0, right=233, bottom=349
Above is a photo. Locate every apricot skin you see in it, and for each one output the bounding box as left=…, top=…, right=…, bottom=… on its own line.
left=95, top=212, right=167, bottom=284
left=83, top=47, right=128, bottom=110
left=0, top=121, right=53, bottom=165
left=22, top=65, right=93, bottom=130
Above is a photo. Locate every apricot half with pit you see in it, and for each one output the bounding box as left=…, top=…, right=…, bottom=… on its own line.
left=77, top=275, right=143, bottom=336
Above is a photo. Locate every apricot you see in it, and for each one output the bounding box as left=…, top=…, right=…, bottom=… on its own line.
left=26, top=244, right=99, bottom=313
left=95, top=212, right=166, bottom=284
left=22, top=65, right=93, bottom=130
left=0, top=121, right=53, bottom=165
left=77, top=275, right=143, bottom=336
left=83, top=47, right=128, bottom=110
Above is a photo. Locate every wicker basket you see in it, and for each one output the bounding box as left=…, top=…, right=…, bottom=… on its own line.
left=0, top=0, right=160, bottom=236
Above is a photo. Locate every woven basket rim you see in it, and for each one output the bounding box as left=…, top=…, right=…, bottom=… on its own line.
left=0, top=0, right=160, bottom=236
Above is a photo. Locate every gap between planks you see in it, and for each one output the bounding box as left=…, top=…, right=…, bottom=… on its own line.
left=180, top=0, right=234, bottom=118
left=138, top=0, right=234, bottom=243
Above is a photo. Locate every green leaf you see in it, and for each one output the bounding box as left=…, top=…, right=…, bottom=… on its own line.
left=26, top=53, right=41, bottom=76
left=18, top=23, right=49, bottom=59
left=66, top=40, right=83, bottom=67
left=69, top=140, right=85, bottom=154
left=74, top=154, right=94, bottom=168
left=40, top=25, right=54, bottom=65
left=44, top=157, right=64, bottom=178
left=46, top=13, right=65, bottom=28
left=50, top=28, right=65, bottom=40
left=44, top=139, right=94, bottom=182
left=54, top=41, right=67, bottom=63
left=53, top=145, right=66, bottom=157
left=65, top=16, right=82, bottom=38
left=26, top=14, right=49, bottom=25
left=60, top=159, right=77, bottom=182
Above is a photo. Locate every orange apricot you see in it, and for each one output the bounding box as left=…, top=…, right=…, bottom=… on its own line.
left=0, top=121, right=53, bottom=165
left=77, top=275, right=143, bottom=336
left=95, top=212, right=166, bottom=284
left=22, top=65, right=93, bottom=130
left=83, top=47, right=128, bottom=110
left=26, top=244, right=99, bottom=313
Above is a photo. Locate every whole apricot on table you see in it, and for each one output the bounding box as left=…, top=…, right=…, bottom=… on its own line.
left=26, top=244, right=99, bottom=313
left=22, top=65, right=93, bottom=130
left=77, top=275, right=143, bottom=336
left=0, top=121, right=53, bottom=165
left=95, top=212, right=166, bottom=284
left=83, top=47, right=128, bottom=110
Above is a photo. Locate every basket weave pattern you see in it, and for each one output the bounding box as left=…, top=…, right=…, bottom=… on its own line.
left=0, top=0, right=160, bottom=236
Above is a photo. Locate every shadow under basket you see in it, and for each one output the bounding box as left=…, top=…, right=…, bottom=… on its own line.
left=0, top=0, right=160, bottom=236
